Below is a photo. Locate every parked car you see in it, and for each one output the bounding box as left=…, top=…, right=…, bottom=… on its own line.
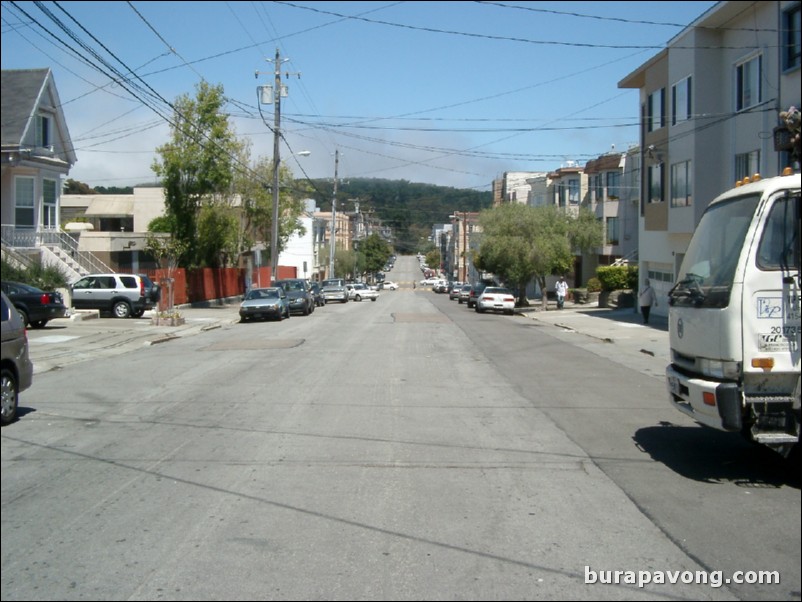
left=433, top=280, right=449, bottom=293
left=348, top=283, right=379, bottom=302
left=0, top=281, right=68, bottom=328
left=309, top=282, right=326, bottom=307
left=420, top=277, right=442, bottom=286
left=1, top=291, right=33, bottom=425
left=475, top=287, right=516, bottom=315
left=381, top=281, right=399, bottom=290
left=466, top=282, right=490, bottom=309
left=457, top=283, right=472, bottom=304
left=448, top=282, right=464, bottom=300
left=239, top=287, right=290, bottom=322
left=321, top=281, right=348, bottom=303
left=274, top=279, right=315, bottom=315
left=70, top=273, right=160, bottom=318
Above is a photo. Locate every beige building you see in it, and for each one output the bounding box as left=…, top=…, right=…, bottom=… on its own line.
left=619, top=0, right=801, bottom=317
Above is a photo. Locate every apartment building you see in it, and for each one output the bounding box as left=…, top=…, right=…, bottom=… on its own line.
left=619, top=0, right=801, bottom=317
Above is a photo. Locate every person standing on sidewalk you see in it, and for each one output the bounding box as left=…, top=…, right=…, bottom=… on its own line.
left=555, top=276, right=569, bottom=309
left=639, top=279, right=658, bottom=324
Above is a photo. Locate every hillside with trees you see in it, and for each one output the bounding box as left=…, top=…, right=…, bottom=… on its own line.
left=305, top=178, right=493, bottom=254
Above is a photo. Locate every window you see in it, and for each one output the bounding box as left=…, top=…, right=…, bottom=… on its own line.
left=568, top=179, right=580, bottom=205
left=606, top=217, right=620, bottom=245
left=43, top=179, right=57, bottom=228
left=757, top=194, right=800, bottom=271
left=36, top=115, right=50, bottom=148
left=648, top=163, right=664, bottom=203
left=671, top=161, right=692, bottom=208
left=648, top=88, right=665, bottom=132
left=15, top=177, right=35, bottom=227
left=736, top=55, right=762, bottom=111
left=783, top=3, right=801, bottom=71
left=672, top=76, right=692, bottom=125
left=606, top=171, right=620, bottom=199
left=735, top=150, right=760, bottom=182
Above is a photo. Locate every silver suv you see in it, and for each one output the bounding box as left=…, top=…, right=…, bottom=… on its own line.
left=71, top=273, right=161, bottom=318
left=2, top=291, right=33, bottom=425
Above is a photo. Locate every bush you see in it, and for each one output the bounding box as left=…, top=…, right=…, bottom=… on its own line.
left=596, top=265, right=637, bottom=291
left=586, top=277, right=602, bottom=293
left=1, top=257, right=69, bottom=290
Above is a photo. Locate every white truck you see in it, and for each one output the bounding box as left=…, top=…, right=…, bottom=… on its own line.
left=666, top=170, right=800, bottom=458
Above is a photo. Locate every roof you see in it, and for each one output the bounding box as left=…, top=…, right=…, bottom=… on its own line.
left=1, top=68, right=77, bottom=165
left=84, top=196, right=134, bottom=217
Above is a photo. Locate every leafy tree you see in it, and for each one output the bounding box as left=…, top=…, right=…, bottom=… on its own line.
left=475, top=204, right=603, bottom=308
left=63, top=179, right=96, bottom=194
left=152, top=81, right=244, bottom=267
left=235, top=151, right=308, bottom=269
left=359, top=233, right=392, bottom=276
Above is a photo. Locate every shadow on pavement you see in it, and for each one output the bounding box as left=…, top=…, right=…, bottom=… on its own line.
left=633, top=422, right=799, bottom=489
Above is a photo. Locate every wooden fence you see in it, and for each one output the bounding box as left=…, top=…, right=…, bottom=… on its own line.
left=141, top=265, right=297, bottom=309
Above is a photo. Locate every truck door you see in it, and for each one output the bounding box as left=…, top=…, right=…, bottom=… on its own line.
left=742, top=190, right=801, bottom=383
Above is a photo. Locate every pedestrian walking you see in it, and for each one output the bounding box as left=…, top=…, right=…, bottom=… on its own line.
left=555, top=276, right=569, bottom=309
left=639, top=279, right=658, bottom=324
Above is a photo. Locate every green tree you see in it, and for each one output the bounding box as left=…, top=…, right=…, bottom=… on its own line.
left=235, top=152, right=308, bottom=269
left=360, top=233, right=392, bottom=276
left=475, top=204, right=602, bottom=308
left=63, top=179, right=95, bottom=194
left=152, top=81, right=244, bottom=267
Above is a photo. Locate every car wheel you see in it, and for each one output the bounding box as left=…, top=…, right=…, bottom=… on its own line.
left=30, top=319, right=48, bottom=329
left=1, top=368, right=19, bottom=425
left=131, top=309, right=145, bottom=318
left=113, top=301, right=132, bottom=318
left=355, top=294, right=362, bottom=302
left=17, top=309, right=29, bottom=328
left=371, top=297, right=377, bottom=302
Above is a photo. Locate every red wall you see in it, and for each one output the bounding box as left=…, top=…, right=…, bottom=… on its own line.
left=143, top=265, right=298, bottom=309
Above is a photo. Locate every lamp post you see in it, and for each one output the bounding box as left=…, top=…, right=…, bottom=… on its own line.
left=328, top=149, right=339, bottom=278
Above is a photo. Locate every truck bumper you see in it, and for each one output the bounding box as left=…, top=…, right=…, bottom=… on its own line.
left=666, top=365, right=742, bottom=432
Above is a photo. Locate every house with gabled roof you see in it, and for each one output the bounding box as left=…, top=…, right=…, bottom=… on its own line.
left=1, top=68, right=111, bottom=278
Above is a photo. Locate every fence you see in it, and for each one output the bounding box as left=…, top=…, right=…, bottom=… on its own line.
left=141, top=265, right=298, bottom=309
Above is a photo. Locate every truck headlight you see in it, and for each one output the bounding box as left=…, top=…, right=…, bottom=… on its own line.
left=698, top=358, right=741, bottom=380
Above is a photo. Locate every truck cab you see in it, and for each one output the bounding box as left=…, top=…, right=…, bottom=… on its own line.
left=666, top=171, right=800, bottom=457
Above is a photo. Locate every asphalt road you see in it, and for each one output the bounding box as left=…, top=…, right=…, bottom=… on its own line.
left=2, top=257, right=799, bottom=601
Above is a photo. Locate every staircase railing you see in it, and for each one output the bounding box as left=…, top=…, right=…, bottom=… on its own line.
left=1, top=225, right=114, bottom=276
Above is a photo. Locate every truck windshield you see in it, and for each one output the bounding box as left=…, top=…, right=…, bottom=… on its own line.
left=669, top=193, right=760, bottom=308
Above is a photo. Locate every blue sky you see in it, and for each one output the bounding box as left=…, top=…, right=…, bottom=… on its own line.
left=1, top=1, right=717, bottom=191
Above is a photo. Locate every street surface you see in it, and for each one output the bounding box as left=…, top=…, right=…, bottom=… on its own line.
left=2, top=256, right=799, bottom=601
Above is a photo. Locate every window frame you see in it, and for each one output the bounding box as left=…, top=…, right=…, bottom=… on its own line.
left=735, top=54, right=762, bottom=112
left=670, top=160, right=692, bottom=208
left=672, top=76, right=692, bottom=125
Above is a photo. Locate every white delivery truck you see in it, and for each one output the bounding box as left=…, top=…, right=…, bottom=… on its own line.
left=666, top=169, right=800, bottom=458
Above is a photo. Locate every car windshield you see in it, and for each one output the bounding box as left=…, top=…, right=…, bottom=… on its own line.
left=246, top=289, right=279, bottom=300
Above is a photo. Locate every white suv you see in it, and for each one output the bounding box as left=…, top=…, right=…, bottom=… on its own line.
left=71, top=273, right=161, bottom=318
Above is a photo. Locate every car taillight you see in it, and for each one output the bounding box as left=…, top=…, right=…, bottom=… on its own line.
left=40, top=293, right=49, bottom=304
left=140, top=280, right=145, bottom=297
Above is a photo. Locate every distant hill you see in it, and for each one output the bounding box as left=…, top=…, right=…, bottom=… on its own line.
left=304, top=178, right=493, bottom=254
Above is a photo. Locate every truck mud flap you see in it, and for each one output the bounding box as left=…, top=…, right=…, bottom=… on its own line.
left=716, top=383, right=742, bottom=432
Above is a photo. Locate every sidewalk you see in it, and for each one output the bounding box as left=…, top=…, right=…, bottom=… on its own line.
left=516, top=300, right=670, bottom=381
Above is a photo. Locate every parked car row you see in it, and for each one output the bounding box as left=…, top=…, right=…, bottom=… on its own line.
left=452, top=282, right=516, bottom=315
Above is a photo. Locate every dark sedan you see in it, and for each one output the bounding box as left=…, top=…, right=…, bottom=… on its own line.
left=274, top=279, right=315, bottom=316
left=0, top=281, right=68, bottom=328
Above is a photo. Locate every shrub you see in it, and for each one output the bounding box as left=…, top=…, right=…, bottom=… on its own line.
left=586, top=277, right=602, bottom=293
left=1, top=257, right=69, bottom=290
left=596, top=265, right=636, bottom=291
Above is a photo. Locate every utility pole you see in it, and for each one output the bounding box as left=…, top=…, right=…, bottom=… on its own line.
left=329, top=149, right=339, bottom=278
left=256, top=49, right=298, bottom=283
